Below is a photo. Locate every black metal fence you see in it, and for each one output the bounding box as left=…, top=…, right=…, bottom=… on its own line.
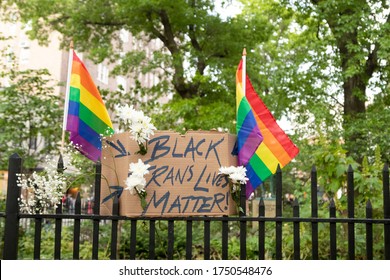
left=1, top=153, right=390, bottom=260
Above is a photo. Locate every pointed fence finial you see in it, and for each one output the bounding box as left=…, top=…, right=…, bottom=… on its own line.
left=242, top=48, right=246, bottom=56
left=57, top=154, right=64, bottom=173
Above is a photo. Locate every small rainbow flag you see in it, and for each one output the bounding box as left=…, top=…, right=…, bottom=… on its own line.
left=237, top=59, right=299, bottom=197
left=64, top=50, right=114, bottom=161
left=236, top=61, right=263, bottom=167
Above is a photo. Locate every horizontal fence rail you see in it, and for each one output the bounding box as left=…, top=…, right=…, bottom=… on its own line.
left=1, top=153, right=390, bottom=260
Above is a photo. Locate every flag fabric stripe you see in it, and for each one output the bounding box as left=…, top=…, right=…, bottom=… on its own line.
left=254, top=142, right=282, bottom=173
left=65, top=50, right=113, bottom=162
left=236, top=106, right=262, bottom=159
left=66, top=114, right=79, bottom=133
left=236, top=58, right=299, bottom=198
left=68, top=97, right=114, bottom=136
left=69, top=95, right=112, bottom=134
left=67, top=101, right=80, bottom=132
left=69, top=134, right=101, bottom=162
left=253, top=113, right=292, bottom=167
left=236, top=60, right=263, bottom=166
left=236, top=96, right=257, bottom=143
left=246, top=163, right=262, bottom=189
left=78, top=103, right=114, bottom=135
left=78, top=120, right=102, bottom=149
left=239, top=125, right=263, bottom=164
left=252, top=145, right=274, bottom=179
left=69, top=76, right=112, bottom=127
left=246, top=79, right=298, bottom=159
left=236, top=88, right=249, bottom=126
left=71, top=57, right=104, bottom=103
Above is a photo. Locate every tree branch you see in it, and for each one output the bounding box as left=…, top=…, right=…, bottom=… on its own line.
left=49, top=15, right=126, bottom=28
left=146, top=11, right=169, bottom=46
left=188, top=24, right=207, bottom=75
left=158, top=9, right=179, bottom=54
left=364, top=11, right=390, bottom=78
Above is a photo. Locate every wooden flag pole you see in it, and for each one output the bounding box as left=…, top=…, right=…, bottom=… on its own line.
left=242, top=48, right=246, bottom=97
left=61, top=40, right=74, bottom=153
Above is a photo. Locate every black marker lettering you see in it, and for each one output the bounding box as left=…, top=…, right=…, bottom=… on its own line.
left=205, top=137, right=224, bottom=166
left=145, top=135, right=170, bottom=164
left=194, top=165, right=209, bottom=192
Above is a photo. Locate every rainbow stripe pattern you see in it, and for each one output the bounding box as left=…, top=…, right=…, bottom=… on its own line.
left=66, top=51, right=114, bottom=161
left=236, top=61, right=263, bottom=168
left=237, top=60, right=299, bottom=197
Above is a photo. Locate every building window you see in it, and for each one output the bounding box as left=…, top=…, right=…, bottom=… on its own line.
left=6, top=47, right=14, bottom=63
left=19, top=22, right=32, bottom=65
left=97, top=63, right=109, bottom=84
left=29, top=136, right=37, bottom=150
left=116, top=76, right=127, bottom=92
left=19, top=44, right=30, bottom=64
left=118, top=52, right=125, bottom=65
left=119, top=29, right=129, bottom=43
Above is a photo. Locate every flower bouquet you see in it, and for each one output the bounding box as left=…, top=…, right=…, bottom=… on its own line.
left=218, top=165, right=248, bottom=213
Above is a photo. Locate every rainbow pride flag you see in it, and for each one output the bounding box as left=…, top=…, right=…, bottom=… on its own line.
left=237, top=60, right=299, bottom=197
left=64, top=50, right=114, bottom=161
left=236, top=61, right=263, bottom=167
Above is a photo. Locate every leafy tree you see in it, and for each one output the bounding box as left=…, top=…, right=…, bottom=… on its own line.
left=0, top=51, right=62, bottom=170
left=2, top=0, right=389, bottom=189
left=2, top=0, right=273, bottom=132
left=241, top=0, right=390, bottom=163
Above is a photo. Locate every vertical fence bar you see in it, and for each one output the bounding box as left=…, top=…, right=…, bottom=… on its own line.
left=204, top=219, right=210, bottom=260
left=311, top=165, right=319, bottom=260
left=33, top=217, right=42, bottom=260
left=186, top=220, right=192, bottom=260
left=73, top=192, right=81, bottom=260
left=222, top=216, right=228, bottom=260
left=293, top=198, right=300, bottom=260
left=149, top=219, right=156, bottom=260
left=3, top=153, right=22, bottom=260
left=383, top=164, right=390, bottom=260
left=329, top=198, right=337, bottom=260
left=275, top=166, right=283, bottom=260
left=92, top=161, right=101, bottom=260
left=240, top=184, right=247, bottom=260
left=347, top=165, right=355, bottom=260
left=258, top=198, right=265, bottom=260
left=366, top=200, right=373, bottom=260
left=167, top=220, right=174, bottom=260
left=54, top=155, right=64, bottom=260
left=110, top=196, right=119, bottom=260
left=54, top=203, right=62, bottom=260
left=130, top=220, right=137, bottom=260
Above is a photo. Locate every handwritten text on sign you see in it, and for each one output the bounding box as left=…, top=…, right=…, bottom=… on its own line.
left=101, top=131, right=237, bottom=217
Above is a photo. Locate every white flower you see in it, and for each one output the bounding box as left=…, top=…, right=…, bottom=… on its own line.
left=129, top=115, right=156, bottom=144
left=125, top=159, right=150, bottom=196
left=17, top=167, right=66, bottom=214
left=115, top=104, right=156, bottom=146
left=129, top=159, right=151, bottom=177
left=115, top=104, right=135, bottom=124
left=124, top=175, right=147, bottom=195
left=218, top=165, right=249, bottom=193
left=130, top=122, right=146, bottom=143
left=131, top=110, right=146, bottom=124
left=218, top=166, right=238, bottom=176
left=229, top=172, right=249, bottom=185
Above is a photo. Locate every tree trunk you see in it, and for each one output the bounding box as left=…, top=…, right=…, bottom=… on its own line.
left=342, top=75, right=367, bottom=163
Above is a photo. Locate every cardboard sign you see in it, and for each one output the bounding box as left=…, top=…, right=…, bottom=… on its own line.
left=100, top=131, right=237, bottom=217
